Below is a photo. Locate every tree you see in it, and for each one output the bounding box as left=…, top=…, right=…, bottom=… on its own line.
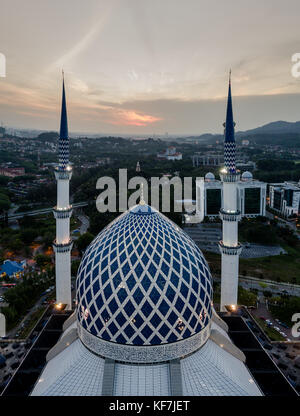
left=270, top=296, right=300, bottom=326
left=71, top=259, right=81, bottom=277
left=263, top=290, right=272, bottom=298
left=20, top=228, right=38, bottom=245
left=0, top=193, right=10, bottom=212
left=76, top=232, right=94, bottom=254
left=238, top=286, right=257, bottom=307
left=35, top=254, right=51, bottom=268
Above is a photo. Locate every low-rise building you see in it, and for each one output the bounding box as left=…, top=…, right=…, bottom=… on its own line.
left=195, top=171, right=266, bottom=221
left=269, top=181, right=300, bottom=217
left=0, top=260, right=26, bottom=278
left=157, top=146, right=182, bottom=160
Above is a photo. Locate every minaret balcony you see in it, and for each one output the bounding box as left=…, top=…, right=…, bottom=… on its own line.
left=218, top=241, right=243, bottom=256
left=54, top=166, right=73, bottom=180
left=53, top=239, right=73, bottom=253
left=53, top=205, right=73, bottom=219
left=219, top=170, right=240, bottom=183
left=219, top=209, right=241, bottom=222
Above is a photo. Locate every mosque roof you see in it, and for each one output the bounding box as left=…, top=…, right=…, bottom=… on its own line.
left=76, top=204, right=213, bottom=360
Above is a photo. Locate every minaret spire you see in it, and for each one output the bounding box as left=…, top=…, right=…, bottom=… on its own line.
left=223, top=70, right=236, bottom=172
left=59, top=71, right=69, bottom=170
left=53, top=74, right=73, bottom=310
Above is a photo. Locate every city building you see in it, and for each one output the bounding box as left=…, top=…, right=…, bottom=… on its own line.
left=192, top=154, right=256, bottom=171
left=157, top=146, right=182, bottom=160
left=269, top=181, right=300, bottom=217
left=192, top=154, right=223, bottom=167
left=0, top=166, right=25, bottom=177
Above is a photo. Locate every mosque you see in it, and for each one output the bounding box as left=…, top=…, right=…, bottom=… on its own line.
left=30, top=75, right=263, bottom=396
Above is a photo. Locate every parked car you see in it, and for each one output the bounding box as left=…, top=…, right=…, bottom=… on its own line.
left=260, top=316, right=266, bottom=321
left=274, top=326, right=281, bottom=331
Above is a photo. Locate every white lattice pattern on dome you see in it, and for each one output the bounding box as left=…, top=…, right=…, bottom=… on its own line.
left=76, top=205, right=213, bottom=347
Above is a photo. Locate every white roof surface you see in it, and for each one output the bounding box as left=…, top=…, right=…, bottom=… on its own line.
left=181, top=339, right=260, bottom=396
left=31, top=320, right=262, bottom=396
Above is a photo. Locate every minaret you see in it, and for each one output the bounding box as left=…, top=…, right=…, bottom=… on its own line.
left=219, top=72, right=242, bottom=312
left=53, top=74, right=73, bottom=310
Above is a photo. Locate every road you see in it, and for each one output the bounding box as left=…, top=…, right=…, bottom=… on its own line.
left=1, top=201, right=88, bottom=221
left=213, top=274, right=300, bottom=297
left=251, top=298, right=294, bottom=340
left=78, top=214, right=90, bottom=235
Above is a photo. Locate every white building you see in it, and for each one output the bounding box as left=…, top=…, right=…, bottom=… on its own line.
left=196, top=171, right=266, bottom=222
left=157, top=146, right=182, bottom=160
left=269, top=181, right=300, bottom=217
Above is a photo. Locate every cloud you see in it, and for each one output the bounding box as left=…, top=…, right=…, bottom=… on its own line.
left=107, top=108, right=162, bottom=126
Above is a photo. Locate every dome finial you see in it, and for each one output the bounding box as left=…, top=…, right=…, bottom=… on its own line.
left=140, top=182, right=145, bottom=205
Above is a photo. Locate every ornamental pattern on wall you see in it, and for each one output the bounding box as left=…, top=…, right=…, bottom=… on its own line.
left=78, top=322, right=211, bottom=363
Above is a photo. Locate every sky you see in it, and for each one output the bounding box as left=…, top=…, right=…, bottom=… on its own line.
left=1, top=0, right=300, bottom=135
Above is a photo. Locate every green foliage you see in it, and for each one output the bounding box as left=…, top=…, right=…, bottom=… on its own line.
left=238, top=286, right=257, bottom=307
left=257, top=159, right=295, bottom=172
left=263, top=290, right=272, bottom=298
left=71, top=259, right=81, bottom=277
left=76, top=232, right=95, bottom=254
left=2, top=269, right=54, bottom=329
left=20, top=228, right=38, bottom=245
left=34, top=254, right=52, bottom=267
left=88, top=210, right=119, bottom=235
left=269, top=296, right=300, bottom=327
left=239, top=218, right=278, bottom=245
left=0, top=193, right=11, bottom=212
left=37, top=131, right=59, bottom=141
left=0, top=175, right=9, bottom=186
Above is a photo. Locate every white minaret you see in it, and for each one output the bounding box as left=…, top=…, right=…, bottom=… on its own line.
left=53, top=74, right=73, bottom=310
left=219, top=73, right=243, bottom=312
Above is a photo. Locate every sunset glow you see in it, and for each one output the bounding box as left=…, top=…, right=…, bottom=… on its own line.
left=109, top=109, right=162, bottom=127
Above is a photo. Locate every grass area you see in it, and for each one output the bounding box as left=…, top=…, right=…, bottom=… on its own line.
left=70, top=217, right=80, bottom=231
left=240, top=243, right=300, bottom=284
left=252, top=314, right=285, bottom=341
left=203, top=244, right=300, bottom=285
left=18, top=306, right=47, bottom=339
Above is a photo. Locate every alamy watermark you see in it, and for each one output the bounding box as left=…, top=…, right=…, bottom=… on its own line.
left=291, top=53, right=300, bottom=78
left=291, top=313, right=300, bottom=338
left=0, top=53, right=6, bottom=77
left=95, top=168, right=197, bottom=215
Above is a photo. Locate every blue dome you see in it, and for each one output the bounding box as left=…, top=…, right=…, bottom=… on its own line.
left=76, top=204, right=213, bottom=348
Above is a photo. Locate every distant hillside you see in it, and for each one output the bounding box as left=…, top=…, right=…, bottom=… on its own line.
left=237, top=120, right=300, bottom=136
